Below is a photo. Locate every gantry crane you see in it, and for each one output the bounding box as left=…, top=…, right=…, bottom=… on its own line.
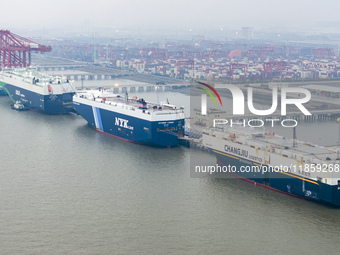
left=0, top=30, right=51, bottom=69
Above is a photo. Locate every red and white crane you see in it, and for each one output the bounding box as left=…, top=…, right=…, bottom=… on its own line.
left=0, top=30, right=51, bottom=69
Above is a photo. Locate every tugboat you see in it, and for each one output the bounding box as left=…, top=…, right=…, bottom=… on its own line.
left=11, top=100, right=29, bottom=111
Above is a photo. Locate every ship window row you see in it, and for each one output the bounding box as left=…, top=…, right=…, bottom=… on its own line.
left=157, top=127, right=177, bottom=132
left=118, top=128, right=127, bottom=133
left=118, top=128, right=133, bottom=135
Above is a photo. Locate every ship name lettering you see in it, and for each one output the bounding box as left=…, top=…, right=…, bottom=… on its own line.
left=115, top=117, right=134, bottom=130
left=224, top=145, right=248, bottom=158
left=249, top=155, right=263, bottom=163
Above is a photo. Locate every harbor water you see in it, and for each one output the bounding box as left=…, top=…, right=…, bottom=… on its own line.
left=1, top=90, right=340, bottom=255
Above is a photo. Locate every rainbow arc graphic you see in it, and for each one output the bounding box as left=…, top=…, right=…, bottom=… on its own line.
left=196, top=82, right=222, bottom=115
left=197, top=82, right=222, bottom=106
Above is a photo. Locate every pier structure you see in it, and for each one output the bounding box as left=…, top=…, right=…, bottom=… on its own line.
left=84, top=83, right=189, bottom=94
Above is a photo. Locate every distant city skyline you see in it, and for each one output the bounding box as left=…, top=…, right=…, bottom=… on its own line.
left=1, top=0, right=340, bottom=36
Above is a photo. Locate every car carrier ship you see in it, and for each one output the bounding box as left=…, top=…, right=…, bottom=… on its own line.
left=202, top=126, right=340, bottom=206
left=0, top=68, right=75, bottom=114
left=73, top=88, right=185, bottom=147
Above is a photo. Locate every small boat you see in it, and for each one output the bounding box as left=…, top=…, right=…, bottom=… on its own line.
left=11, top=100, right=29, bottom=111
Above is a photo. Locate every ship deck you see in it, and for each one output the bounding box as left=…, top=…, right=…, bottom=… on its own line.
left=1, top=68, right=70, bottom=86
left=75, top=89, right=185, bottom=114
left=211, top=127, right=339, bottom=162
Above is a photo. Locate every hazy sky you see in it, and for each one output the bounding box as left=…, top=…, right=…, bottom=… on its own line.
left=1, top=0, right=339, bottom=33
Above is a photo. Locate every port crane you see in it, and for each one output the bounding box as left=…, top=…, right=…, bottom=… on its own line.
left=0, top=30, right=51, bottom=69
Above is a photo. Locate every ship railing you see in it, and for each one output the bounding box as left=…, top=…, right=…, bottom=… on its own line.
left=155, top=110, right=184, bottom=115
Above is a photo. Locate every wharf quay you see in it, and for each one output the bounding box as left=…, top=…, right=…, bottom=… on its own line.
left=33, top=57, right=183, bottom=85
left=79, top=82, right=189, bottom=93
left=178, top=136, right=206, bottom=150
left=33, top=61, right=188, bottom=92
left=40, top=65, right=133, bottom=81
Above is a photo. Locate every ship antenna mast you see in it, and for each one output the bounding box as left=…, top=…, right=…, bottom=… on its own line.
left=293, top=126, right=297, bottom=148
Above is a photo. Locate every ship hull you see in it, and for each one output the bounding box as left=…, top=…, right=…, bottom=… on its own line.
left=73, top=101, right=184, bottom=147
left=0, top=88, right=7, bottom=95
left=213, top=149, right=340, bottom=206
left=2, top=82, right=74, bottom=114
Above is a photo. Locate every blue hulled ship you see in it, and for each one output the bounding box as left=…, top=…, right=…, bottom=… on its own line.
left=203, top=127, right=340, bottom=206
left=0, top=86, right=7, bottom=95
left=0, top=68, right=76, bottom=114
left=73, top=88, right=185, bottom=147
